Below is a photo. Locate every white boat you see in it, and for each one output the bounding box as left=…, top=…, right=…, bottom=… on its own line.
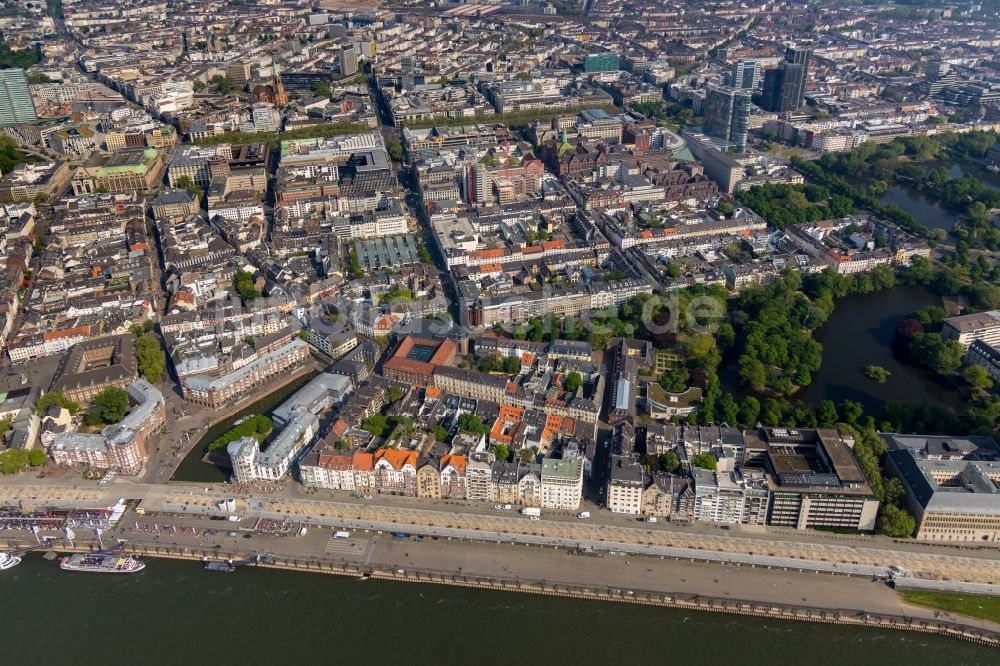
left=59, top=553, right=145, bottom=574
left=0, top=552, right=22, bottom=570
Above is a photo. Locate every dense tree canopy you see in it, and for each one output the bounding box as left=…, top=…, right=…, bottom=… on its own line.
left=735, top=183, right=855, bottom=229
left=92, top=387, right=130, bottom=424
left=135, top=336, right=166, bottom=383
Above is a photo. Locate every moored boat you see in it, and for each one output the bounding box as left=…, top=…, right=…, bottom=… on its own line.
left=59, top=553, right=145, bottom=574
left=205, top=560, right=236, bottom=573
left=0, top=552, right=21, bottom=570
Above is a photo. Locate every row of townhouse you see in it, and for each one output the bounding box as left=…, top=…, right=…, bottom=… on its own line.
left=300, top=449, right=585, bottom=509
left=467, top=278, right=653, bottom=328
left=181, top=338, right=311, bottom=408
left=159, top=296, right=295, bottom=334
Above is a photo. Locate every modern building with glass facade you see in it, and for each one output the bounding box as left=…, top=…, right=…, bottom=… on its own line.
left=760, top=46, right=812, bottom=113
left=703, top=86, right=751, bottom=152
left=582, top=52, right=619, bottom=73
left=0, top=68, right=37, bottom=127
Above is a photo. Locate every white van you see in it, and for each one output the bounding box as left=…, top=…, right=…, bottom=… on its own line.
left=577, top=512, right=591, bottom=519
left=646, top=516, right=658, bottom=524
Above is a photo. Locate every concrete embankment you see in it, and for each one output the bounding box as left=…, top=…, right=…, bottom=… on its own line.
left=11, top=537, right=999, bottom=649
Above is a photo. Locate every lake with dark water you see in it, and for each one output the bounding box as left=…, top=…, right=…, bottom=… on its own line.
left=877, top=161, right=1000, bottom=232
left=720, top=286, right=961, bottom=416
left=796, top=285, right=962, bottom=414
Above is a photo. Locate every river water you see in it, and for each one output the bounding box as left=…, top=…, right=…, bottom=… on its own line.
left=3, top=555, right=995, bottom=665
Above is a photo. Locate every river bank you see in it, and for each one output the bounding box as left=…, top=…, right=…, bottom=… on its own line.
left=7, top=536, right=1000, bottom=651
left=6, top=556, right=996, bottom=666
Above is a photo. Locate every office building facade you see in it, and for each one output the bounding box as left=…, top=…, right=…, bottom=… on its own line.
left=340, top=45, right=359, bottom=76
left=761, top=46, right=812, bottom=113
left=731, top=59, right=760, bottom=90
left=583, top=53, right=620, bottom=73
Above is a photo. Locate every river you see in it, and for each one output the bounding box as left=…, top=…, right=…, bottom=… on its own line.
left=4, top=555, right=995, bottom=665
left=171, top=371, right=319, bottom=483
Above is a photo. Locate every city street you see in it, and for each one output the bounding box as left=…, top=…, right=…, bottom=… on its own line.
left=6, top=479, right=1000, bottom=589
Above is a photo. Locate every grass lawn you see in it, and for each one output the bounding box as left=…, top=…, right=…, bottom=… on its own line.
left=898, top=590, right=1000, bottom=624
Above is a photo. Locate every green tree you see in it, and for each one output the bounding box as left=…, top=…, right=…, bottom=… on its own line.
left=234, top=270, right=260, bottom=302
left=92, top=387, right=130, bottom=424
left=962, top=364, right=994, bottom=390
left=457, top=413, right=488, bottom=434
left=208, top=415, right=273, bottom=450
left=658, top=367, right=689, bottom=393
left=656, top=451, right=681, bottom=474
left=838, top=400, right=863, bottom=426
left=760, top=398, right=783, bottom=426
left=967, top=201, right=990, bottom=227
left=362, top=414, right=387, bottom=437
left=431, top=425, right=449, bottom=442
left=864, top=365, right=891, bottom=384
left=0, top=136, right=29, bottom=176
left=565, top=371, right=582, bottom=393
left=312, top=81, right=331, bottom=98
left=718, top=393, right=739, bottom=425
left=494, top=443, right=510, bottom=462
left=135, top=336, right=166, bottom=383
left=174, top=175, right=201, bottom=196
left=29, top=448, right=46, bottom=466
left=691, top=452, right=717, bottom=470
left=26, top=71, right=53, bottom=84
left=0, top=449, right=34, bottom=474
left=883, top=477, right=907, bottom=507
left=878, top=504, right=915, bottom=538
left=387, top=139, right=404, bottom=163
left=0, top=40, right=41, bottom=69
left=386, top=385, right=405, bottom=403
left=0, top=416, right=12, bottom=436
left=210, top=74, right=235, bottom=94
left=36, top=391, right=81, bottom=416
left=738, top=396, right=760, bottom=426
left=816, top=400, right=839, bottom=427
